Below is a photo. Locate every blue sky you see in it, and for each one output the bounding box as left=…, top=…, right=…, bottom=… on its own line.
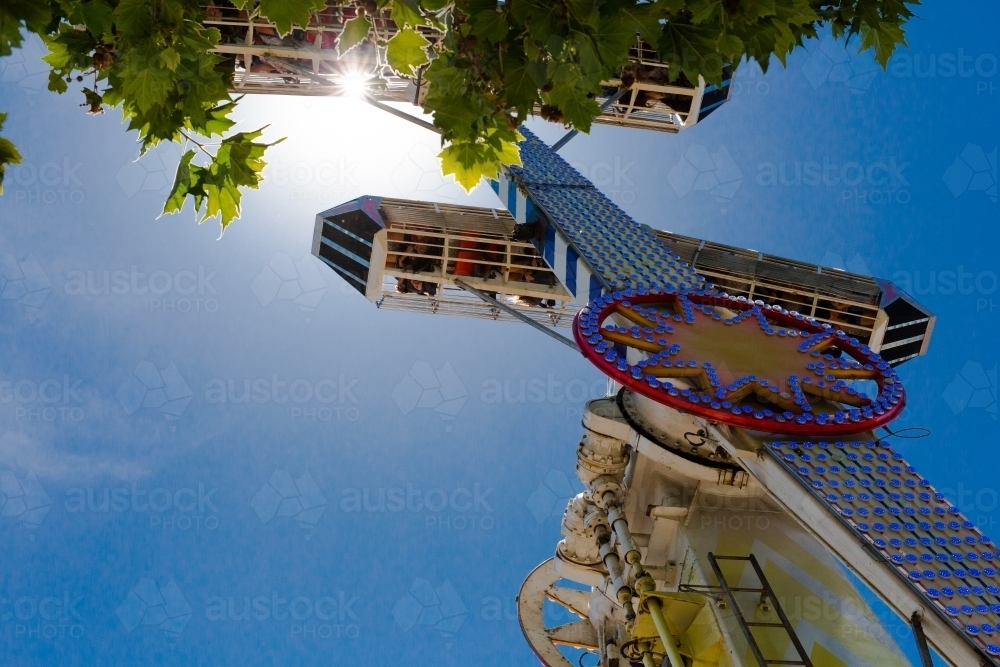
left=0, top=2, right=997, bottom=664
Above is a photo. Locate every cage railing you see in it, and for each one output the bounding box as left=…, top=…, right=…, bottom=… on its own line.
left=203, top=9, right=713, bottom=132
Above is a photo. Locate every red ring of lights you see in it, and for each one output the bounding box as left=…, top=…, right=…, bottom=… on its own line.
left=574, top=290, right=906, bottom=436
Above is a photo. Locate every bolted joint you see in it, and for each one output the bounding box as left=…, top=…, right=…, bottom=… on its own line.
left=584, top=506, right=611, bottom=536
left=634, top=574, right=655, bottom=594
left=606, top=504, right=627, bottom=525
left=589, top=475, right=622, bottom=508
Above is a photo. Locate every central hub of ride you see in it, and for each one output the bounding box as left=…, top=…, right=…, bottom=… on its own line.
left=574, top=288, right=905, bottom=435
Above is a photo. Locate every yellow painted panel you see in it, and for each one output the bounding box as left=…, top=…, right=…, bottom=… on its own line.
left=682, top=504, right=909, bottom=667
left=811, top=641, right=851, bottom=667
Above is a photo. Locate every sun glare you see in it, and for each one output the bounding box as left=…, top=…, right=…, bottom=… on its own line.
left=340, top=73, right=371, bottom=98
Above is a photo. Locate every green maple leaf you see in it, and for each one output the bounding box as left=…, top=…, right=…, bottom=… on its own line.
left=199, top=99, right=240, bottom=137
left=163, top=127, right=282, bottom=233
left=391, top=0, right=425, bottom=29
left=658, top=21, right=724, bottom=83
left=473, top=9, right=509, bottom=44
left=502, top=59, right=541, bottom=111
left=47, top=71, right=69, bottom=94
left=618, top=6, right=660, bottom=43
left=113, top=0, right=153, bottom=37
left=596, top=14, right=640, bottom=67
left=42, top=24, right=99, bottom=79
left=258, top=0, right=326, bottom=36
left=689, top=0, right=722, bottom=25
left=716, top=33, right=744, bottom=59
left=338, top=15, right=372, bottom=57
left=218, top=128, right=280, bottom=187
left=440, top=142, right=493, bottom=191
left=859, top=21, right=907, bottom=67
left=881, top=0, right=919, bottom=20
left=163, top=149, right=200, bottom=216
left=439, top=131, right=522, bottom=192
left=121, top=63, right=172, bottom=113
left=548, top=84, right=601, bottom=131
left=201, top=181, right=241, bottom=230
left=160, top=47, right=181, bottom=72
left=0, top=0, right=51, bottom=57
left=80, top=0, right=114, bottom=38
left=750, top=0, right=778, bottom=19
left=0, top=113, right=23, bottom=196
left=386, top=28, right=431, bottom=76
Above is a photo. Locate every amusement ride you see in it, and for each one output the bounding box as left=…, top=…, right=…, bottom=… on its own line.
left=203, top=6, right=994, bottom=666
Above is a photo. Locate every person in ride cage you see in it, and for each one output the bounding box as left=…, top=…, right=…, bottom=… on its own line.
left=517, top=256, right=557, bottom=308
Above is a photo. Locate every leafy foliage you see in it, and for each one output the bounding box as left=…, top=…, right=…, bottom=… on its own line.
left=0, top=0, right=53, bottom=59
left=163, top=128, right=283, bottom=233
left=0, top=113, right=23, bottom=195
left=270, top=0, right=917, bottom=189
left=0, top=0, right=919, bottom=227
left=2, top=0, right=269, bottom=233
left=232, top=0, right=327, bottom=37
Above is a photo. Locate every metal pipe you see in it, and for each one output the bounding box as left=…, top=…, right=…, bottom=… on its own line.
left=607, top=505, right=644, bottom=579
left=597, top=623, right=608, bottom=667
left=648, top=506, right=689, bottom=520
left=910, top=611, right=935, bottom=667
left=259, top=56, right=442, bottom=134
left=361, top=94, right=441, bottom=133
left=552, top=87, right=631, bottom=151
left=596, top=525, right=635, bottom=620
left=454, top=279, right=580, bottom=351
left=646, top=597, right=686, bottom=667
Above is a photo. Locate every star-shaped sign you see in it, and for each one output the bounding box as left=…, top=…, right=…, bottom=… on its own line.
left=574, top=289, right=905, bottom=435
